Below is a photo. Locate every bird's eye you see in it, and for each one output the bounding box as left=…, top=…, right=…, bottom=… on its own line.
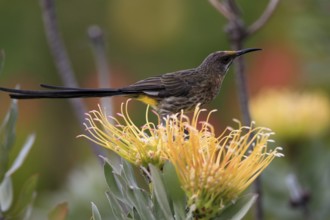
left=221, top=56, right=231, bottom=64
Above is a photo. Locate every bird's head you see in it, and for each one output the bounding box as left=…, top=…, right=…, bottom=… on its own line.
left=199, top=48, right=262, bottom=76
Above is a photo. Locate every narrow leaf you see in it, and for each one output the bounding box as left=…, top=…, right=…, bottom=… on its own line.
left=121, top=178, right=155, bottom=220
left=0, top=175, right=13, bottom=212
left=112, top=173, right=134, bottom=211
left=103, top=159, right=133, bottom=214
left=122, top=159, right=138, bottom=188
left=99, top=155, right=122, bottom=175
left=103, top=160, right=122, bottom=199
left=0, top=100, right=18, bottom=180
left=105, top=192, right=128, bottom=220
left=22, top=200, right=35, bottom=220
left=151, top=185, right=167, bottom=220
left=48, top=202, right=68, bottom=220
left=218, top=193, right=258, bottom=220
left=91, top=202, right=102, bottom=220
left=6, top=134, right=35, bottom=177
left=8, top=174, right=38, bottom=217
left=163, top=162, right=186, bottom=220
left=149, top=164, right=173, bottom=220
left=131, top=207, right=141, bottom=220
left=0, top=99, right=18, bottom=148
left=132, top=186, right=154, bottom=220
left=117, top=175, right=154, bottom=220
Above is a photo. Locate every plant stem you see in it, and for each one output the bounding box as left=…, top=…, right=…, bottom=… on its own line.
left=209, top=0, right=279, bottom=219
left=229, top=34, right=264, bottom=220
left=87, top=25, right=113, bottom=115
left=40, top=0, right=105, bottom=160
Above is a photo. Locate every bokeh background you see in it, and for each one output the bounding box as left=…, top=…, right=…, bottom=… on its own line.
left=0, top=0, right=329, bottom=219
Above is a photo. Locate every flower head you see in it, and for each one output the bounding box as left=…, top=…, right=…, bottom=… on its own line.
left=251, top=89, right=330, bottom=141
left=79, top=100, right=167, bottom=167
left=80, top=101, right=282, bottom=219
left=165, top=106, right=283, bottom=219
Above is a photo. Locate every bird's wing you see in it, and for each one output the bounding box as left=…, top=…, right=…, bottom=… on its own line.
left=157, top=69, right=196, bottom=97
left=32, top=68, right=194, bottom=99
left=124, top=69, right=196, bottom=98
left=121, top=76, right=165, bottom=96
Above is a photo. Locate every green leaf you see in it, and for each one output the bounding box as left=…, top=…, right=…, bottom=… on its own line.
left=103, top=159, right=123, bottom=199
left=48, top=202, right=68, bottom=220
left=113, top=172, right=134, bottom=209
left=118, top=174, right=154, bottom=220
left=105, top=192, right=129, bottom=220
left=131, top=207, right=141, bottom=220
left=104, top=159, right=154, bottom=219
left=114, top=164, right=155, bottom=220
left=0, top=100, right=18, bottom=181
left=162, top=162, right=186, bottom=220
left=122, top=159, right=138, bottom=188
left=217, top=193, right=258, bottom=220
left=6, top=134, right=35, bottom=177
left=0, top=49, right=4, bottom=75
left=100, top=155, right=122, bottom=175
left=0, top=99, right=18, bottom=150
left=8, top=174, right=38, bottom=218
left=151, top=185, right=167, bottom=220
left=0, top=175, right=13, bottom=212
left=103, top=157, right=134, bottom=214
left=149, top=164, right=174, bottom=220
left=91, top=202, right=102, bottom=220
left=132, top=186, right=154, bottom=220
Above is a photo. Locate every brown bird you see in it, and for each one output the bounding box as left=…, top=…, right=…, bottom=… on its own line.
left=0, top=48, right=261, bottom=118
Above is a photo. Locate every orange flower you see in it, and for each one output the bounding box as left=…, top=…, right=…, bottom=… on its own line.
left=165, top=106, right=283, bottom=219
left=80, top=101, right=283, bottom=219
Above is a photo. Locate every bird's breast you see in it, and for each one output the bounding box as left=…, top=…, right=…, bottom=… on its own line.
left=197, top=74, right=223, bottom=102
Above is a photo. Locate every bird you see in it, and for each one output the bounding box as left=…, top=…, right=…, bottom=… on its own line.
left=0, top=48, right=261, bottom=118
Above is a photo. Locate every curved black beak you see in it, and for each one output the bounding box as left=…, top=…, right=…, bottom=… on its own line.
left=235, top=48, right=262, bottom=56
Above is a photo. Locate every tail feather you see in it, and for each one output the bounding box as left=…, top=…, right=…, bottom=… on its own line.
left=1, top=83, right=166, bottom=99
left=0, top=86, right=125, bottom=99
left=40, top=84, right=84, bottom=90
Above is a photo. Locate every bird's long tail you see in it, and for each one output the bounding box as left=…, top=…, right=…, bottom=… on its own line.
left=0, top=84, right=130, bottom=99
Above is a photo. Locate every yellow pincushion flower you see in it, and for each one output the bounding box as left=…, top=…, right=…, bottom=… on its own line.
left=80, top=101, right=282, bottom=219
left=251, top=89, right=330, bottom=141
left=79, top=101, right=167, bottom=167
left=164, top=106, right=283, bottom=219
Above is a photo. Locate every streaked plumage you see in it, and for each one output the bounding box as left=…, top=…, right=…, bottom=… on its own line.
left=0, top=48, right=261, bottom=118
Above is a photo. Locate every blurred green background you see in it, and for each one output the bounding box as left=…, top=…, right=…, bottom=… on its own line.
left=0, top=0, right=330, bottom=219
